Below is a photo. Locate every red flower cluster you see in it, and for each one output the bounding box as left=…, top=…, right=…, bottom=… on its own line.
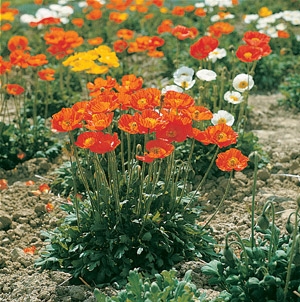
left=236, top=31, right=272, bottom=63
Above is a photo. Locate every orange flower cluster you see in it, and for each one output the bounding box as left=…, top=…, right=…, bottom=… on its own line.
left=208, top=22, right=235, bottom=38
left=7, top=36, right=48, bottom=69
left=44, top=27, right=84, bottom=59
left=0, top=1, right=18, bottom=32
left=127, top=35, right=165, bottom=57
left=236, top=31, right=272, bottom=63
left=50, top=73, right=246, bottom=169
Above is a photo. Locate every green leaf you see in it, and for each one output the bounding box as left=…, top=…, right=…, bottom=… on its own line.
left=201, top=260, right=222, bottom=277
left=142, top=232, right=152, bottom=241
left=127, top=270, right=143, bottom=299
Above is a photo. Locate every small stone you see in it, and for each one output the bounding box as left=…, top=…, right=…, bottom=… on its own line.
left=0, top=210, right=12, bottom=230
left=35, top=203, right=46, bottom=215
left=257, top=168, right=270, bottom=181
left=69, top=285, right=87, bottom=300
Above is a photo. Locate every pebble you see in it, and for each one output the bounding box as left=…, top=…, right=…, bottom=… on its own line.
left=0, top=210, right=12, bottom=230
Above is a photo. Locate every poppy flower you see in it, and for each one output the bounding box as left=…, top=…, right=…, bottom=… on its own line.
left=0, top=56, right=12, bottom=74
left=208, top=22, right=234, bottom=38
left=136, top=109, right=166, bottom=134
left=118, top=113, right=140, bottom=134
left=38, top=68, right=55, bottom=81
left=9, top=50, right=31, bottom=68
left=171, top=6, right=185, bottom=16
left=23, top=246, right=36, bottom=255
left=236, top=45, right=263, bottom=62
left=232, top=73, right=254, bottom=92
left=85, top=112, right=114, bottom=131
left=216, top=148, right=249, bottom=171
left=196, top=69, right=217, bottom=81
left=242, top=31, right=271, bottom=47
left=45, top=203, right=54, bottom=212
left=115, top=74, right=143, bottom=94
left=28, top=54, right=48, bottom=67
left=224, top=91, right=244, bottom=104
left=130, top=88, right=161, bottom=111
left=156, top=114, right=192, bottom=143
left=7, top=36, right=30, bottom=52
left=29, top=17, right=61, bottom=27
left=71, top=18, right=84, bottom=28
left=87, top=37, right=104, bottom=45
left=86, top=9, right=102, bottom=20
left=211, top=110, right=235, bottom=126
left=163, top=91, right=194, bottom=109
left=172, top=25, right=194, bottom=40
left=116, top=29, right=134, bottom=40
left=193, top=124, right=238, bottom=148
left=277, top=30, right=290, bottom=38
left=75, top=131, right=121, bottom=154
left=113, top=40, right=128, bottom=53
left=157, top=19, right=173, bottom=34
left=188, top=106, right=213, bottom=121
left=25, top=180, right=35, bottom=186
left=190, top=36, right=218, bottom=60
left=39, top=183, right=50, bottom=193
left=0, top=179, right=8, bottom=190
left=1, top=23, right=12, bottom=31
left=5, top=84, right=25, bottom=95
left=87, top=76, right=117, bottom=97
left=109, top=12, right=128, bottom=24
left=51, top=108, right=82, bottom=132
left=194, top=7, right=206, bottom=17
left=88, top=92, right=119, bottom=113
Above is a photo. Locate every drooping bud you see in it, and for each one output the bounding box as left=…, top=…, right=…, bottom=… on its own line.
left=257, top=213, right=269, bottom=230
left=223, top=245, right=235, bottom=264
left=285, top=218, right=294, bottom=235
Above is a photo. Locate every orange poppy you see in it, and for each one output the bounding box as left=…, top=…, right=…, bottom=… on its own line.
left=130, top=88, right=161, bottom=111
left=216, top=148, right=249, bottom=171
left=114, top=74, right=143, bottom=94
left=72, top=18, right=84, bottom=28
left=236, top=45, right=263, bottom=63
left=87, top=76, right=117, bottom=97
left=171, top=6, right=185, bottom=16
left=1, top=23, right=12, bottom=31
left=193, top=124, right=238, bottom=148
left=9, top=50, right=30, bottom=68
left=109, top=11, right=128, bottom=24
left=163, top=91, right=195, bottom=109
left=28, top=54, right=48, bottom=67
left=75, top=131, right=120, bottom=154
left=51, top=108, right=82, bottom=132
left=157, top=19, right=173, bottom=34
left=171, top=25, right=193, bottom=40
left=194, top=7, right=206, bottom=17
left=136, top=109, right=166, bottom=134
left=88, top=92, right=119, bottom=113
left=5, top=84, right=25, bottom=95
left=0, top=179, right=8, bottom=190
left=184, top=5, right=195, bottom=12
left=148, top=50, right=164, bottom=58
left=38, top=68, right=55, bottom=81
left=208, top=22, right=234, bottom=38
left=190, top=36, right=218, bottom=60
left=87, top=36, right=104, bottom=45
left=113, top=40, right=128, bottom=53
left=39, top=183, right=50, bottom=193
left=277, top=30, right=290, bottom=38
left=72, top=101, right=90, bottom=120
left=85, top=112, right=114, bottom=131
left=29, top=17, right=61, bottom=27
left=117, top=28, right=134, bottom=40
left=7, top=35, right=30, bottom=52
left=118, top=113, right=140, bottom=134
left=188, top=106, right=213, bottom=121
left=148, top=36, right=165, bottom=50
left=86, top=9, right=102, bottom=20
left=242, top=31, right=270, bottom=47
left=45, top=203, right=54, bottom=212
left=23, top=246, right=36, bottom=255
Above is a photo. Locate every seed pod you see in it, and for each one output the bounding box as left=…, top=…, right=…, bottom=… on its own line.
left=285, top=219, right=294, bottom=234
left=257, top=213, right=269, bottom=230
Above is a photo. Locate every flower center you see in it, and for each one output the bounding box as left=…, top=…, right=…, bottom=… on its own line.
left=238, top=81, right=248, bottom=89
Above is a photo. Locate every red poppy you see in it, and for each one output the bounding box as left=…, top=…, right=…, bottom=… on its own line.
left=236, top=45, right=263, bottom=62
left=156, top=116, right=192, bottom=143
left=190, top=36, right=219, bottom=60
left=51, top=108, right=82, bottom=132
left=7, top=36, right=30, bottom=52
left=113, top=40, right=128, bottom=53
left=216, top=148, right=249, bottom=171
left=148, top=36, right=165, bottom=50
left=172, top=25, right=191, bottom=40
left=75, top=131, right=120, bottom=154
left=163, top=91, right=195, bottom=109
left=0, top=56, right=12, bottom=74
left=193, top=124, right=238, bottom=148
left=38, top=68, right=55, bottom=81
left=243, top=31, right=271, bottom=47
left=5, top=84, right=25, bottom=95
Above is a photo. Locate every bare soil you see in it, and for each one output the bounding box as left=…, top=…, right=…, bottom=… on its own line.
left=0, top=93, right=299, bottom=301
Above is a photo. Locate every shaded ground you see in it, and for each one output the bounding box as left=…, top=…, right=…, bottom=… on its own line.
left=0, top=93, right=299, bottom=301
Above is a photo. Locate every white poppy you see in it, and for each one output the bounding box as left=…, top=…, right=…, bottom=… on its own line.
left=173, top=66, right=195, bottom=90
left=208, top=48, right=227, bottom=63
left=196, top=69, right=217, bottom=81
left=161, top=85, right=183, bottom=94
left=232, top=74, right=254, bottom=92
left=211, top=110, right=235, bottom=126
left=243, top=14, right=259, bottom=24
left=224, top=91, right=244, bottom=104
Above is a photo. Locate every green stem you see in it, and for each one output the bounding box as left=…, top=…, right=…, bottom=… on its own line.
left=283, top=206, right=300, bottom=302
left=251, top=151, right=259, bottom=249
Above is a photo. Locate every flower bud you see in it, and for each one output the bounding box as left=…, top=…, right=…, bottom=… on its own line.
left=223, top=245, right=235, bottom=263
left=285, top=219, right=294, bottom=235
left=257, top=213, right=269, bottom=230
